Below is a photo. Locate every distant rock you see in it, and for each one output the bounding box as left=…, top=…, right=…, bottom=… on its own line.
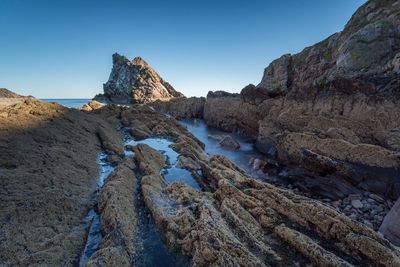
left=81, top=100, right=104, bottom=111
left=207, top=90, right=239, bottom=98
left=95, top=53, right=183, bottom=104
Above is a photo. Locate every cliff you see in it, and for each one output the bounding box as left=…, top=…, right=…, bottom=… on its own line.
left=258, top=0, right=400, bottom=99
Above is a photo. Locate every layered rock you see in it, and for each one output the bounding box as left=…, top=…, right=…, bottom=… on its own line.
left=96, top=53, right=183, bottom=104
left=85, top=159, right=137, bottom=267
left=135, top=144, right=400, bottom=266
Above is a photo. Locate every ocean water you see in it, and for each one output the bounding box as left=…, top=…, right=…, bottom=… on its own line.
left=41, top=99, right=91, bottom=108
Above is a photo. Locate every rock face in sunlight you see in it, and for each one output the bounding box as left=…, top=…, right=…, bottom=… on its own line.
left=257, top=0, right=400, bottom=98
left=95, top=53, right=183, bottom=104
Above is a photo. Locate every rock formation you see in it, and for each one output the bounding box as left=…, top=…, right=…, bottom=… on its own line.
left=2, top=93, right=400, bottom=265
left=95, top=53, right=183, bottom=104
left=149, top=0, right=400, bottom=246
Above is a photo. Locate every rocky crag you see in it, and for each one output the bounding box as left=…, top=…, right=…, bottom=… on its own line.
left=94, top=53, right=184, bottom=104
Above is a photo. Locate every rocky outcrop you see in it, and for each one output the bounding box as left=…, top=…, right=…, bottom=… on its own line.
left=257, top=0, right=400, bottom=99
left=96, top=53, right=183, bottom=104
left=81, top=100, right=104, bottom=111
left=136, top=144, right=400, bottom=266
left=151, top=0, right=400, bottom=202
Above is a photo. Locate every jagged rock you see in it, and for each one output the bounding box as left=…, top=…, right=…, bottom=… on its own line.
left=97, top=53, right=183, bottom=104
left=260, top=1, right=400, bottom=99
left=81, top=100, right=104, bottom=111
left=219, top=135, right=240, bottom=150
left=257, top=54, right=292, bottom=95
left=380, top=197, right=400, bottom=246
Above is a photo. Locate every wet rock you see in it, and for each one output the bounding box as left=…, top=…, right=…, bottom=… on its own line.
left=134, top=144, right=165, bottom=175
left=219, top=135, right=240, bottom=150
left=106, top=154, right=120, bottom=165
left=207, top=134, right=224, bottom=141
left=370, top=193, right=385, bottom=204
left=85, top=159, right=137, bottom=266
left=138, top=153, right=400, bottom=266
left=380, top=197, right=400, bottom=246
left=97, top=127, right=124, bottom=157
left=351, top=199, right=364, bottom=209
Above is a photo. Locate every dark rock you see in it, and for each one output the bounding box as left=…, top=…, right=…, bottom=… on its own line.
left=255, top=137, right=277, bottom=158
left=219, top=135, right=240, bottom=150
left=206, top=90, right=240, bottom=99
left=380, top=197, right=400, bottom=246
left=240, top=84, right=270, bottom=105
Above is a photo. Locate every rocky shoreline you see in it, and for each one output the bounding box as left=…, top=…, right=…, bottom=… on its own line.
left=1, top=0, right=400, bottom=265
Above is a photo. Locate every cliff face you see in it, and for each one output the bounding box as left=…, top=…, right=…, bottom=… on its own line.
left=98, top=53, right=183, bottom=104
left=258, top=0, right=400, bottom=99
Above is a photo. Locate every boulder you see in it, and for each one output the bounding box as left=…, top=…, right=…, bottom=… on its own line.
left=219, top=135, right=240, bottom=150
left=81, top=100, right=104, bottom=111
left=380, top=197, right=400, bottom=246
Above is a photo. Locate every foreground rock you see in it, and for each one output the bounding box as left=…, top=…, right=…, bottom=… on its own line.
left=0, top=98, right=121, bottom=266
left=85, top=159, right=137, bottom=267
left=94, top=53, right=183, bottom=104
left=136, top=146, right=400, bottom=266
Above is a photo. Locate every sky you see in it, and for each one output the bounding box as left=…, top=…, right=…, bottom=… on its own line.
left=0, top=0, right=366, bottom=98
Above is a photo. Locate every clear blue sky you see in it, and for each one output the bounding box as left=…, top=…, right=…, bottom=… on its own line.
left=0, top=0, right=365, bottom=98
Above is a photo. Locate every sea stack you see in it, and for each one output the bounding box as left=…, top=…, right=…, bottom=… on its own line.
left=95, top=53, right=184, bottom=104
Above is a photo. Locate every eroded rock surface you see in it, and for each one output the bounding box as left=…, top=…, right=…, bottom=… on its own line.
left=0, top=99, right=121, bottom=266
left=136, top=146, right=400, bottom=266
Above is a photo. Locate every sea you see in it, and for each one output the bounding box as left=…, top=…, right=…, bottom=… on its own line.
left=41, top=99, right=91, bottom=108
